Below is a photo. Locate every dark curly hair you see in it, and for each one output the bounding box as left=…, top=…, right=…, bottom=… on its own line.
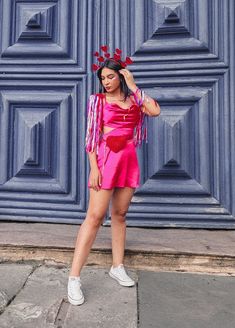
left=97, top=58, right=131, bottom=101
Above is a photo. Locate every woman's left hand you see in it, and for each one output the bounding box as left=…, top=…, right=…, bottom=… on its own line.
left=119, top=68, right=137, bottom=92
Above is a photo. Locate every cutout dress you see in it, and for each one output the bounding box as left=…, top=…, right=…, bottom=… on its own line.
left=86, top=93, right=147, bottom=190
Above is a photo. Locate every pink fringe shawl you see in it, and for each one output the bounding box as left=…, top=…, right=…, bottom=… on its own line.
left=85, top=93, right=148, bottom=154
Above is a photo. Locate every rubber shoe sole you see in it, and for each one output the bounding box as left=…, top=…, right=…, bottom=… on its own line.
left=68, top=294, right=85, bottom=306
left=108, top=270, right=135, bottom=287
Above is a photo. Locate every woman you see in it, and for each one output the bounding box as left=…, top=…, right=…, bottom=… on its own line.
left=67, top=46, right=161, bottom=305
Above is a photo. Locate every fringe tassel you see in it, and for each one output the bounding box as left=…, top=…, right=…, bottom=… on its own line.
left=85, top=94, right=102, bottom=155
left=134, top=110, right=148, bottom=147
left=133, top=90, right=148, bottom=147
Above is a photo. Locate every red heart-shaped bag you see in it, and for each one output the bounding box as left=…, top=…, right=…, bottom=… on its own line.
left=106, top=135, right=128, bottom=152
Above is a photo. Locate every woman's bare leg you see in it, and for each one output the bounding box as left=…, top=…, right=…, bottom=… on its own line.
left=110, top=187, right=135, bottom=267
left=69, top=187, right=114, bottom=277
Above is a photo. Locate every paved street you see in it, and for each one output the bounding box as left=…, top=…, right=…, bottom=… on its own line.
left=0, top=263, right=235, bottom=328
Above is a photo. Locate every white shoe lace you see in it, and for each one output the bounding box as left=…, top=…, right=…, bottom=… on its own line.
left=68, top=278, right=83, bottom=299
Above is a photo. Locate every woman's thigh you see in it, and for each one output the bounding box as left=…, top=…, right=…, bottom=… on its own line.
left=87, top=187, right=114, bottom=220
left=111, top=187, right=135, bottom=217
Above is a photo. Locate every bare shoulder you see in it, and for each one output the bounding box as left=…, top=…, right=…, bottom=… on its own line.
left=129, top=93, right=135, bottom=100
left=129, top=93, right=138, bottom=105
left=130, top=93, right=143, bottom=109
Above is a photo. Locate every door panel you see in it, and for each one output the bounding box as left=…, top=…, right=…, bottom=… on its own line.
left=0, top=0, right=234, bottom=228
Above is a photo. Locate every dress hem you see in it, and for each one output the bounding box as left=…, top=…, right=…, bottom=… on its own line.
left=88, top=184, right=139, bottom=190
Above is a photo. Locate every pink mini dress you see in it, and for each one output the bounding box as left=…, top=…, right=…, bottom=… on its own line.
left=88, top=94, right=141, bottom=190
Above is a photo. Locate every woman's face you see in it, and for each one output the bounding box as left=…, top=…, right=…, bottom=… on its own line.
left=100, top=67, right=120, bottom=93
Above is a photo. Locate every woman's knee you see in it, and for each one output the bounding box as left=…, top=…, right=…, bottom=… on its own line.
left=86, top=211, right=105, bottom=227
left=111, top=208, right=127, bottom=222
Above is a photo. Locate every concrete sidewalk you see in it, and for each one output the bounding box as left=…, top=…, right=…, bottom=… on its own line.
left=1, top=222, right=235, bottom=327
left=0, top=263, right=235, bottom=328
left=0, top=222, right=235, bottom=274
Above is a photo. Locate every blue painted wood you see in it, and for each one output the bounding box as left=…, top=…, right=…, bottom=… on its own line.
left=0, top=0, right=234, bottom=228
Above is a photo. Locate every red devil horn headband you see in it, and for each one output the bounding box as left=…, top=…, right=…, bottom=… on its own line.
left=92, top=45, right=133, bottom=72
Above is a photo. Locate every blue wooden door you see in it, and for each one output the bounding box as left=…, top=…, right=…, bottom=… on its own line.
left=0, top=0, right=234, bottom=228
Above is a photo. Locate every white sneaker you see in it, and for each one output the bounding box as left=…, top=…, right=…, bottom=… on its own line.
left=109, top=264, right=135, bottom=287
left=67, top=276, right=85, bottom=305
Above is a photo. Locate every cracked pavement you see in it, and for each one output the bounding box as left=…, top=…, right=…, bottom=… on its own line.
left=0, top=263, right=235, bottom=328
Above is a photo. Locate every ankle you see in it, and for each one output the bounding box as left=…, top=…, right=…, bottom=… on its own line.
left=112, top=263, right=123, bottom=268
left=69, top=270, right=81, bottom=278
left=69, top=275, right=81, bottom=279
